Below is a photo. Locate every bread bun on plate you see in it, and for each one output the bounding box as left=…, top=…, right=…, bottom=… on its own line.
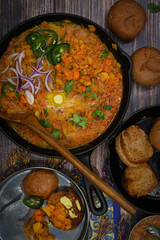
left=122, top=163, right=158, bottom=197
left=149, top=117, right=160, bottom=151
left=115, top=125, right=154, bottom=167
left=107, top=0, right=146, bottom=40
left=131, top=46, right=160, bottom=86
left=22, top=169, right=59, bottom=199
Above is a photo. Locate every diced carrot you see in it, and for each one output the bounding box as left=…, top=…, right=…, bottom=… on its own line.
left=3, top=57, right=9, bottom=67
left=34, top=209, right=44, bottom=216
left=76, top=49, right=87, bottom=56
left=92, top=85, right=98, bottom=91
left=103, top=65, right=111, bottom=73
left=104, top=58, right=112, bottom=66
left=88, top=111, right=93, bottom=120
left=57, top=214, right=66, bottom=222
left=88, top=25, right=96, bottom=32
left=9, top=41, right=14, bottom=48
left=20, top=96, right=28, bottom=104
left=34, top=215, right=44, bottom=222
left=25, top=49, right=33, bottom=57
left=81, top=86, right=86, bottom=92
left=62, top=53, right=72, bottom=63
left=73, top=69, right=80, bottom=81
left=41, top=21, right=48, bottom=27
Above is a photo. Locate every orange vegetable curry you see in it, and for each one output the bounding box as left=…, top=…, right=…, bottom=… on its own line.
left=0, top=20, right=123, bottom=148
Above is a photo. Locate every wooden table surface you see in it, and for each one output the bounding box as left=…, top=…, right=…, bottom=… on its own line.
left=0, top=0, right=160, bottom=239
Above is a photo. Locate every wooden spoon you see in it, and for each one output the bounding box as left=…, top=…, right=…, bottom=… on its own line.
left=0, top=111, right=136, bottom=214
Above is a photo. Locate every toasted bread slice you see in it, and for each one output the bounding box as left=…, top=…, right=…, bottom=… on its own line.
left=149, top=117, right=160, bottom=151
left=115, top=133, right=142, bottom=167
left=122, top=163, right=158, bottom=198
left=116, top=125, right=153, bottom=167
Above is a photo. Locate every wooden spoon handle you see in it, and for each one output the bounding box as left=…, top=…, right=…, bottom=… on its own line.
left=26, top=115, right=136, bottom=215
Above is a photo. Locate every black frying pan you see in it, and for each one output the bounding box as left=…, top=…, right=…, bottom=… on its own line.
left=0, top=13, right=132, bottom=215
left=108, top=105, right=160, bottom=214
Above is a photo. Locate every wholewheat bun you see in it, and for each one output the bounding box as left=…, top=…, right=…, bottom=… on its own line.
left=122, top=163, right=158, bottom=197
left=131, top=46, right=160, bottom=86
left=149, top=117, right=160, bottom=151
left=22, top=169, right=59, bottom=199
left=115, top=125, right=154, bottom=167
left=107, top=0, right=146, bottom=40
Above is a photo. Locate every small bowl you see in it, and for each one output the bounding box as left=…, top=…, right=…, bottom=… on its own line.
left=129, top=215, right=160, bottom=240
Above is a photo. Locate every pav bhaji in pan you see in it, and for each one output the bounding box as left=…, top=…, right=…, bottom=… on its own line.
left=0, top=20, right=123, bottom=150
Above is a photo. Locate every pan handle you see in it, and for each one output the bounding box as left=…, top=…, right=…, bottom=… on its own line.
left=79, top=153, right=108, bottom=216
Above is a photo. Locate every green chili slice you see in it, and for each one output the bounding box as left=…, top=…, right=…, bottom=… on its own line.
left=51, top=43, right=70, bottom=65
left=23, top=196, right=44, bottom=209
left=57, top=33, right=67, bottom=44
left=2, top=84, right=20, bottom=100
left=32, top=34, right=51, bottom=57
left=26, top=31, right=41, bottom=45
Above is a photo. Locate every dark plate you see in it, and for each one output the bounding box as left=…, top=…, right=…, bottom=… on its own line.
left=108, top=105, right=160, bottom=214
left=0, top=167, right=89, bottom=240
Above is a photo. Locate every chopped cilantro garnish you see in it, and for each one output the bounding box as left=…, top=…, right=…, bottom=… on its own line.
left=39, top=119, right=52, bottom=128
left=85, top=86, right=92, bottom=93
left=51, top=129, right=60, bottom=139
left=101, top=50, right=108, bottom=59
left=64, top=80, right=75, bottom=94
left=87, top=93, right=98, bottom=99
left=53, top=72, right=57, bottom=83
left=68, top=113, right=88, bottom=129
left=104, top=105, right=113, bottom=111
left=83, top=86, right=97, bottom=100
left=91, top=110, right=104, bottom=119
left=148, top=2, right=160, bottom=13
left=43, top=108, right=49, bottom=117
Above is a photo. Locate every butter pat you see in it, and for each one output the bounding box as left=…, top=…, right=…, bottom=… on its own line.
left=75, top=199, right=81, bottom=211
left=69, top=209, right=78, bottom=219
left=53, top=94, right=63, bottom=104
left=60, top=196, right=72, bottom=209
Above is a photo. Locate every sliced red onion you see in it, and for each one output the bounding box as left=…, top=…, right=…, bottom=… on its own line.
left=0, top=79, right=8, bottom=82
left=10, top=67, right=19, bottom=78
left=48, top=75, right=53, bottom=88
left=16, top=61, right=22, bottom=76
left=29, top=71, right=44, bottom=79
left=37, top=57, right=43, bottom=69
left=20, top=75, right=35, bottom=94
left=35, top=77, right=41, bottom=95
left=1, top=50, right=53, bottom=95
left=29, top=63, right=51, bottom=75
left=24, top=90, right=34, bottom=105
left=45, top=70, right=53, bottom=92
left=17, top=50, right=25, bottom=74
left=16, top=77, right=22, bottom=91
left=0, top=64, right=9, bottom=74
left=44, top=55, right=50, bottom=66
left=6, top=77, right=17, bottom=85
left=7, top=53, right=19, bottom=60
